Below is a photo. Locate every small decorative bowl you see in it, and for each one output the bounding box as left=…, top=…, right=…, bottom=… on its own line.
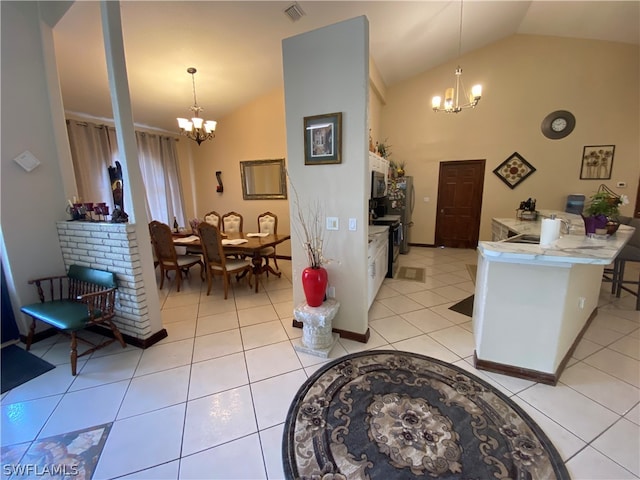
left=606, top=221, right=620, bottom=235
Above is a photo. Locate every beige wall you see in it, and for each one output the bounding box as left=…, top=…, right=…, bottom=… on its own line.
left=381, top=35, right=639, bottom=244
left=1, top=2, right=71, bottom=332
left=177, top=75, right=385, bottom=258
left=284, top=16, right=370, bottom=335
left=180, top=34, right=639, bottom=252
left=178, top=87, right=292, bottom=254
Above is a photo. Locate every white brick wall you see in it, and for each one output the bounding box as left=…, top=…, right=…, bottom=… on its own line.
left=57, top=221, right=151, bottom=339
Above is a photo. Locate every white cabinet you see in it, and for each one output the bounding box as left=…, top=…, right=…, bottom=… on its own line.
left=368, top=227, right=388, bottom=309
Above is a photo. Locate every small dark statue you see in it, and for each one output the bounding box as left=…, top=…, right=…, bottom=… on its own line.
left=111, top=207, right=129, bottom=223
left=519, top=198, right=536, bottom=212
left=108, top=161, right=129, bottom=223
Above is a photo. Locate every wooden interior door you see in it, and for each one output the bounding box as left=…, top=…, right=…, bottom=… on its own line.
left=435, top=160, right=485, bottom=248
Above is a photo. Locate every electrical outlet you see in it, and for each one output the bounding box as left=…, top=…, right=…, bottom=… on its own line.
left=326, top=217, right=339, bottom=230
left=326, top=286, right=336, bottom=298
left=348, top=218, right=357, bottom=231
left=578, top=297, right=585, bottom=309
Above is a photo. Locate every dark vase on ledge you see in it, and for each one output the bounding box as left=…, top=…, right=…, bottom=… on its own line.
left=301, top=266, right=328, bottom=307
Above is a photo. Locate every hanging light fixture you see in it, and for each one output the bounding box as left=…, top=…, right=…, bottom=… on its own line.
left=431, top=0, right=482, bottom=113
left=177, top=67, right=217, bottom=145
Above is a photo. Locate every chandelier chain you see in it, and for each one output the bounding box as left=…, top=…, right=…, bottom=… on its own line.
left=457, top=0, right=463, bottom=59
left=177, top=66, right=216, bottom=145
left=431, top=0, right=482, bottom=114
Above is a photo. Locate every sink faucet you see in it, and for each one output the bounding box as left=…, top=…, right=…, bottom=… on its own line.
left=559, top=219, right=571, bottom=235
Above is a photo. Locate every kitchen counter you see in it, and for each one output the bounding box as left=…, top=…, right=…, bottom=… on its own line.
left=472, top=211, right=635, bottom=385
left=372, top=215, right=401, bottom=224
left=368, top=225, right=389, bottom=237
left=481, top=210, right=634, bottom=265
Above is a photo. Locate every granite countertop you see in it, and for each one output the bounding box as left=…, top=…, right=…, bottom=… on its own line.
left=480, top=210, right=635, bottom=265
left=368, top=225, right=389, bottom=237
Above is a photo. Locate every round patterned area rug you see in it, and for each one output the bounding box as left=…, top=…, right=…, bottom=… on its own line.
left=282, top=350, right=569, bottom=480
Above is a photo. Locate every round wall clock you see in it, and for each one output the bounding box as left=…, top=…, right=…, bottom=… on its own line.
left=541, top=110, right=575, bottom=139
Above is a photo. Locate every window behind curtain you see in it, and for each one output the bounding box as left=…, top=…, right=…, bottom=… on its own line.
left=66, top=119, right=186, bottom=226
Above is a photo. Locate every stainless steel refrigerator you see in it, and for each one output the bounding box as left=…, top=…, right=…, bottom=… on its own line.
left=384, top=176, right=415, bottom=254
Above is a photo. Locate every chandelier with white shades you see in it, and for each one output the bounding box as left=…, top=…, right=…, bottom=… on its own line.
left=431, top=0, right=482, bottom=113
left=177, top=67, right=217, bottom=145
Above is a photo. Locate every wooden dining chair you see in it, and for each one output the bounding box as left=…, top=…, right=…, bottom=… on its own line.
left=222, top=211, right=243, bottom=233
left=258, top=211, right=279, bottom=274
left=148, top=220, right=204, bottom=292
left=203, top=211, right=221, bottom=230
left=198, top=222, right=253, bottom=298
left=222, top=211, right=244, bottom=258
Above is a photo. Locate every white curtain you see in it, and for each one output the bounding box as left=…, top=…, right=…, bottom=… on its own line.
left=66, top=120, right=186, bottom=226
left=66, top=120, right=117, bottom=206
left=135, top=131, right=185, bottom=225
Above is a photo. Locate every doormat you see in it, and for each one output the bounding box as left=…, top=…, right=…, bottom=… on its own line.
left=283, top=350, right=569, bottom=480
left=449, top=294, right=474, bottom=317
left=396, top=266, right=425, bottom=283
left=1, top=423, right=112, bottom=479
left=1, top=345, right=55, bottom=393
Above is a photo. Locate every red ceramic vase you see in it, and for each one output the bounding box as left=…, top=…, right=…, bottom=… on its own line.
left=301, top=266, right=328, bottom=307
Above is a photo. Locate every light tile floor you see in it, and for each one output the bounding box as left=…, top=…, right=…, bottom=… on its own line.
left=1, top=247, right=639, bottom=479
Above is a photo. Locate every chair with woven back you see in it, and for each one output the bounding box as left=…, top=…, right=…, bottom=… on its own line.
left=148, top=220, right=204, bottom=292
left=258, top=211, right=279, bottom=274
left=198, top=222, right=253, bottom=298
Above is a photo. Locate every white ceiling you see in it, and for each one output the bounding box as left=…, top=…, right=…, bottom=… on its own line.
left=53, top=1, right=639, bottom=134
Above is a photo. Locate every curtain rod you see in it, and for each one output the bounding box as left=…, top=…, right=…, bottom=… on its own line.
left=66, top=118, right=179, bottom=141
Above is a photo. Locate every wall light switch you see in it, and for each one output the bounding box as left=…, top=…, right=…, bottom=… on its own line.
left=423, top=197, right=430, bottom=203
left=348, top=218, right=357, bottom=231
left=326, top=217, right=339, bottom=230
left=616, top=181, right=627, bottom=188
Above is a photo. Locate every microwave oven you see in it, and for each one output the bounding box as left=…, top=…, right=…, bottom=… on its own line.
left=371, top=171, right=386, bottom=198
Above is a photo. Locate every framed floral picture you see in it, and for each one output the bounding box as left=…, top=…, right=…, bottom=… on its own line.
left=493, top=152, right=536, bottom=189
left=303, top=112, right=342, bottom=165
left=580, top=145, right=614, bottom=180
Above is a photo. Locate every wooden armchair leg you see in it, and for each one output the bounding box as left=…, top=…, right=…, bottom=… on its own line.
left=107, top=321, right=127, bottom=348
left=70, top=332, right=78, bottom=376
left=26, top=319, right=36, bottom=351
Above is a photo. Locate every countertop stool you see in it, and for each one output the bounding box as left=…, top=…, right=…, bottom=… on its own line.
left=293, top=299, right=340, bottom=358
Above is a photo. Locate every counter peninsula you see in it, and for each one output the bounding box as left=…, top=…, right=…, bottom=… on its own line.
left=473, top=210, right=634, bottom=384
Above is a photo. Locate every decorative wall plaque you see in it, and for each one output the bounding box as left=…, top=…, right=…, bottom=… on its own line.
left=493, top=152, right=536, bottom=189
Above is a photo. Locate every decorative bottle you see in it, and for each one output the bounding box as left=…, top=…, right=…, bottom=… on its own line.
left=173, top=216, right=179, bottom=233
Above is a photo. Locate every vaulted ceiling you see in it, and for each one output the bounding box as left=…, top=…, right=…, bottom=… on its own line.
left=52, top=1, right=639, bottom=133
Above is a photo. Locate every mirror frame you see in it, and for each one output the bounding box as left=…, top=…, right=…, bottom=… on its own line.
left=240, top=158, right=287, bottom=200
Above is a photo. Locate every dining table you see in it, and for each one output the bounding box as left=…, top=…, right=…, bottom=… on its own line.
left=173, top=231, right=291, bottom=293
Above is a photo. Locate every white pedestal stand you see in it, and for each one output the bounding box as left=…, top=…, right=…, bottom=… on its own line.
left=293, top=299, right=340, bottom=358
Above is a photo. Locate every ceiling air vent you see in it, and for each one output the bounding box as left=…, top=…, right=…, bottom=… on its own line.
left=284, top=2, right=305, bottom=22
